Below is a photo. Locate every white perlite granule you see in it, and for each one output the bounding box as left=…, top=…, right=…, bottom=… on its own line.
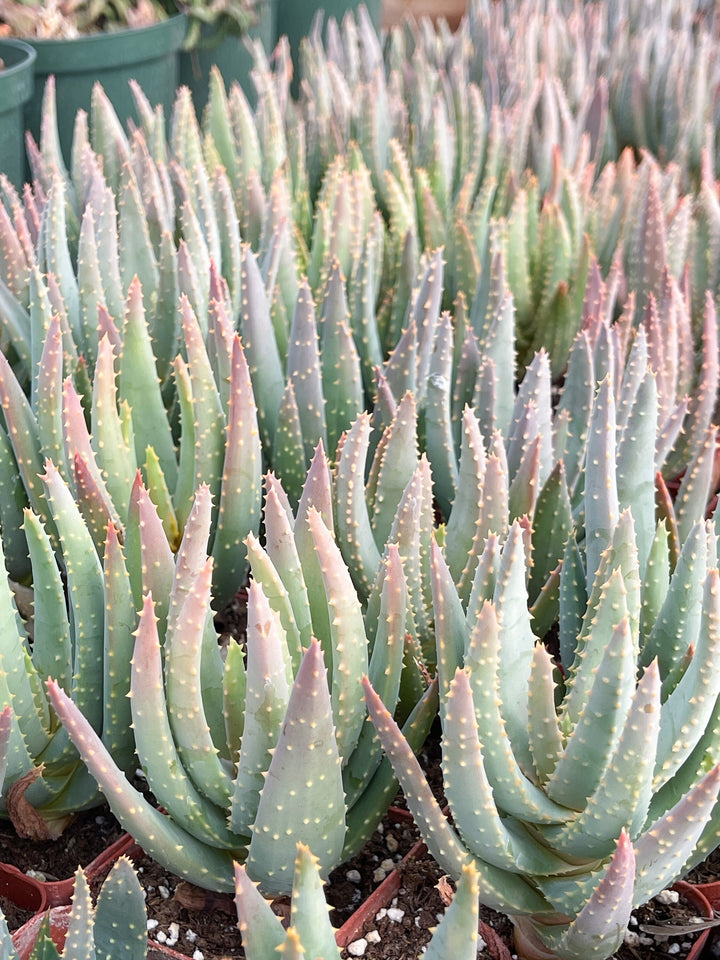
left=347, top=938, right=368, bottom=956
left=655, top=889, right=680, bottom=905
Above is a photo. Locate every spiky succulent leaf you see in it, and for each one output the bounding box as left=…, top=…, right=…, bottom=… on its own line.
left=45, top=679, right=237, bottom=891
left=93, top=857, right=148, bottom=960
left=246, top=640, right=346, bottom=895
left=362, top=675, right=550, bottom=915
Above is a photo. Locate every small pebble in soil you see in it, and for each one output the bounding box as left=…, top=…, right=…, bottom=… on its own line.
left=347, top=938, right=368, bottom=956
left=366, top=931, right=380, bottom=943
left=624, top=930, right=653, bottom=947
left=386, top=834, right=399, bottom=853
left=667, top=945, right=681, bottom=955
left=346, top=869, right=361, bottom=883
left=386, top=907, right=405, bottom=922
left=655, top=888, right=680, bottom=905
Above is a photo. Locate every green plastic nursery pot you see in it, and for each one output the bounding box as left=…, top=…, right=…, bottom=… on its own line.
left=0, top=39, right=35, bottom=188
left=179, top=0, right=279, bottom=113
left=276, top=0, right=381, bottom=93
left=23, top=14, right=188, bottom=164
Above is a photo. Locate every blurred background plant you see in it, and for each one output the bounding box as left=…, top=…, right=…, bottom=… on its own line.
left=0, top=0, right=257, bottom=46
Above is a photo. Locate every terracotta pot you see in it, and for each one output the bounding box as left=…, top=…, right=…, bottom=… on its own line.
left=11, top=904, right=191, bottom=960
left=382, top=0, right=467, bottom=29
left=0, top=830, right=137, bottom=911
left=673, top=879, right=716, bottom=960
left=11, top=903, right=71, bottom=959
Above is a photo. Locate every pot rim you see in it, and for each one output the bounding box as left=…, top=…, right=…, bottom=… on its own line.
left=25, top=14, right=187, bottom=72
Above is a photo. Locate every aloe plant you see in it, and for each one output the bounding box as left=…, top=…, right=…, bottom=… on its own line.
left=0, top=0, right=718, bottom=854
left=334, top=268, right=718, bottom=661
left=0, top=707, right=141, bottom=960
left=0, top=456, right=136, bottom=831
left=364, top=495, right=720, bottom=960
left=13, top=857, right=148, bottom=960
left=45, top=465, right=436, bottom=895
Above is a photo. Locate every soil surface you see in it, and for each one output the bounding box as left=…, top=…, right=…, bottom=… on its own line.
left=1, top=785, right=717, bottom=960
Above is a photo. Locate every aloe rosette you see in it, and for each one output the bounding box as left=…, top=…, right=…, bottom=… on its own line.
left=45, top=465, right=436, bottom=896
left=364, top=480, right=720, bottom=960
left=0, top=453, right=138, bottom=830
left=0, top=702, right=475, bottom=960
left=365, top=519, right=720, bottom=957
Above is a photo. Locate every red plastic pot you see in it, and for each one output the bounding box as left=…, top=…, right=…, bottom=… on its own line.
left=0, top=830, right=137, bottom=911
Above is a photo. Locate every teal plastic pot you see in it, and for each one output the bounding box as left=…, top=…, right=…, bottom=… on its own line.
left=24, top=14, right=188, bottom=164
left=179, top=0, right=279, bottom=112
left=276, top=0, right=381, bottom=94
left=0, top=39, right=36, bottom=188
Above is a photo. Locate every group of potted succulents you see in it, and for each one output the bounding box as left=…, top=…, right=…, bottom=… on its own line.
left=2, top=0, right=720, bottom=957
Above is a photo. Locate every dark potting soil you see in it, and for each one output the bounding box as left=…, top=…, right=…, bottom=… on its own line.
left=0, top=791, right=715, bottom=960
